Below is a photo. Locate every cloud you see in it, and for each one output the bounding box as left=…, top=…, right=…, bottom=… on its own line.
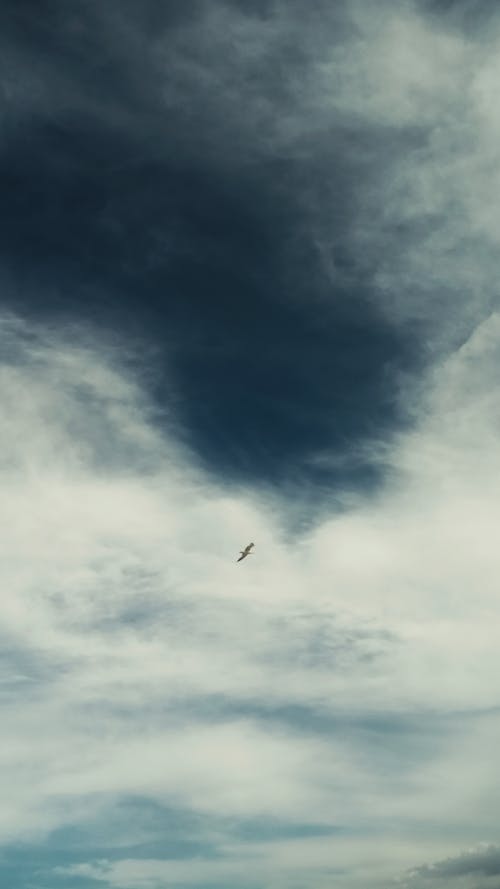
left=102, top=0, right=500, bottom=365
left=400, top=843, right=500, bottom=889
left=7, top=0, right=500, bottom=486
left=0, top=304, right=499, bottom=886
left=4, top=0, right=500, bottom=332
left=3, top=1, right=500, bottom=886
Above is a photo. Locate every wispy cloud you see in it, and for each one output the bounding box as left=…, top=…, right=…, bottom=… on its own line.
left=0, top=304, right=499, bottom=885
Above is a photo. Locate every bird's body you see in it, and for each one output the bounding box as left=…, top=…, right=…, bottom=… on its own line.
left=237, top=542, right=255, bottom=562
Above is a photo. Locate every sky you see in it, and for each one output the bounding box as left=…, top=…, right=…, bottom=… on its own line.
left=2, top=1, right=500, bottom=887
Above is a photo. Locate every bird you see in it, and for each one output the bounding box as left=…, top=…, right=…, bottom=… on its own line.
left=237, top=542, right=255, bottom=562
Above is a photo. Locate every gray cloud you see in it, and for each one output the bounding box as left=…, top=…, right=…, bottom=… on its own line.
left=402, top=843, right=500, bottom=889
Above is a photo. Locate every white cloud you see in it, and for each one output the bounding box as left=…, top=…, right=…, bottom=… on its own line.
left=0, top=304, right=499, bottom=885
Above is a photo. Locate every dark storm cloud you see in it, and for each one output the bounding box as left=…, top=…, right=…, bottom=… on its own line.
left=0, top=0, right=423, bottom=492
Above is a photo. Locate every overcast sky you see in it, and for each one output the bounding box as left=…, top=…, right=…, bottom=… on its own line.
left=2, top=1, right=500, bottom=888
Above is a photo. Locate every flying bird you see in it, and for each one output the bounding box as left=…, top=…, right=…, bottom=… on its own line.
left=237, top=542, right=255, bottom=562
